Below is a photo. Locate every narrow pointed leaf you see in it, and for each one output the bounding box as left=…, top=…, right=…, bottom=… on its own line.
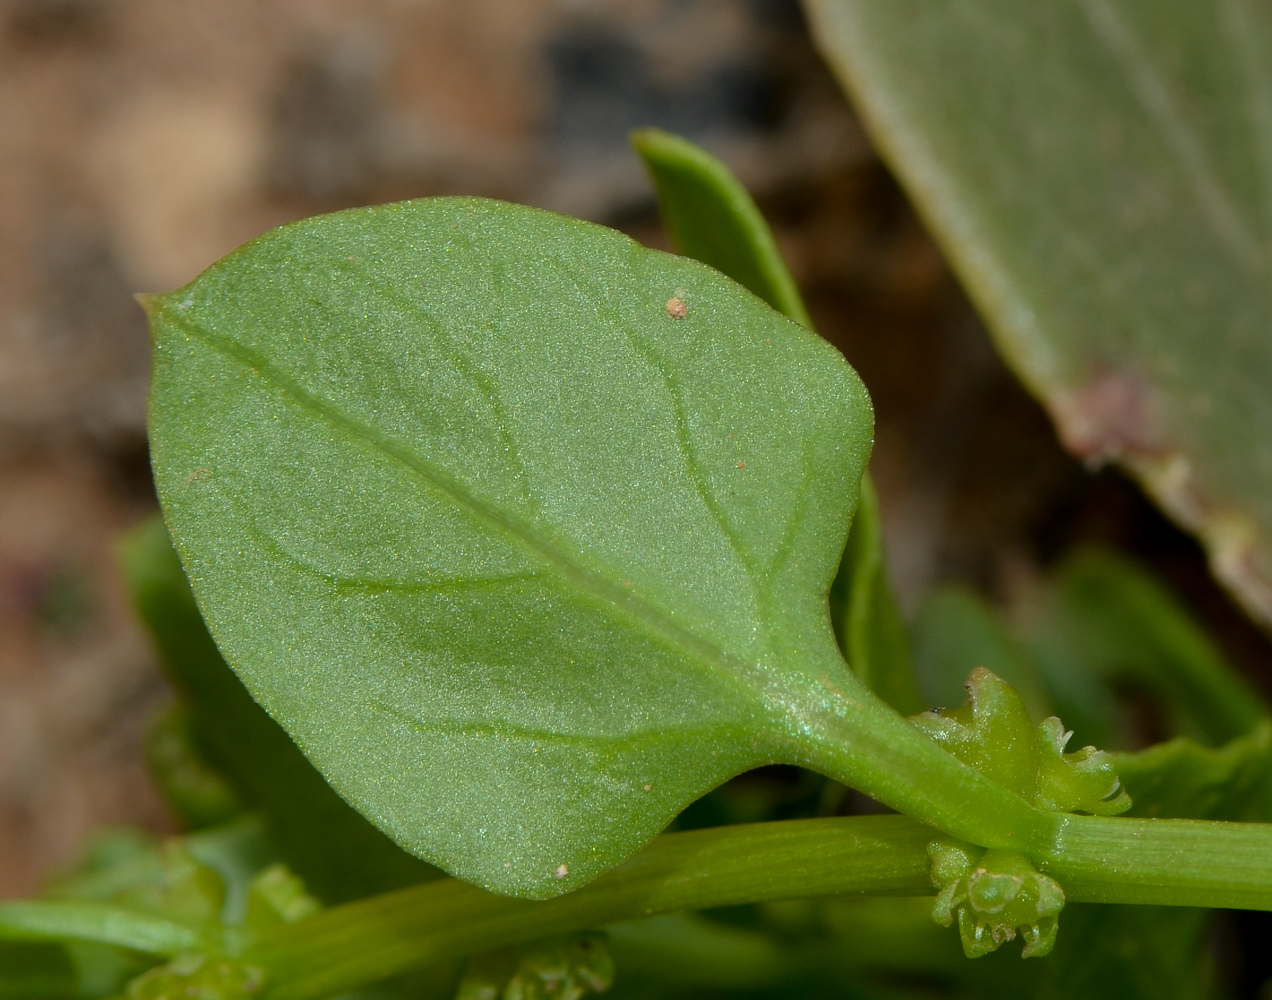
left=145, top=197, right=874, bottom=899
left=631, top=128, right=813, bottom=328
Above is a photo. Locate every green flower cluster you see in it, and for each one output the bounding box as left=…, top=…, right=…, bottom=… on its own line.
left=928, top=841, right=1064, bottom=959
left=912, top=669, right=1130, bottom=957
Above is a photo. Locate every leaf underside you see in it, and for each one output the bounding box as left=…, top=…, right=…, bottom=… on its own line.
left=146, top=197, right=873, bottom=899
left=806, top=0, right=1272, bottom=630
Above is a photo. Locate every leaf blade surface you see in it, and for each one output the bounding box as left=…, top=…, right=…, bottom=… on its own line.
left=146, top=197, right=874, bottom=898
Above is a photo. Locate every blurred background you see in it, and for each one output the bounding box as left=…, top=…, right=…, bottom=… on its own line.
left=2, top=0, right=1270, bottom=900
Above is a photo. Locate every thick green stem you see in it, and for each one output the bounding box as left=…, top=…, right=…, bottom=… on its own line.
left=247, top=813, right=1272, bottom=1000
left=1048, top=814, right=1272, bottom=908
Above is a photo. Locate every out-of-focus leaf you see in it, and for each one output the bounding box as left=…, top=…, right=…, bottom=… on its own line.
left=144, top=704, right=244, bottom=830
left=911, top=587, right=1050, bottom=722
left=805, top=0, right=1272, bottom=631
left=144, top=196, right=877, bottom=898
left=0, top=942, right=77, bottom=1000
left=183, top=818, right=281, bottom=926
left=631, top=128, right=812, bottom=328
left=0, top=902, right=198, bottom=957
left=9, top=823, right=327, bottom=998
left=1027, top=546, right=1266, bottom=746
left=120, top=516, right=440, bottom=903
left=1030, top=904, right=1213, bottom=1000
left=831, top=476, right=923, bottom=714
left=0, top=826, right=275, bottom=1000
left=633, top=128, right=921, bottom=714
left=126, top=954, right=264, bottom=1000
left=1118, top=720, right=1272, bottom=821
left=647, top=896, right=1214, bottom=1000
left=457, top=933, right=613, bottom=1000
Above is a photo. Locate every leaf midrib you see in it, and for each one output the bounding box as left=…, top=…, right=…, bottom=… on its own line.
left=159, top=305, right=785, bottom=714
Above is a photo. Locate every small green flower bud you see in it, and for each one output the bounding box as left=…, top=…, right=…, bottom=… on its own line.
left=928, top=840, right=1064, bottom=959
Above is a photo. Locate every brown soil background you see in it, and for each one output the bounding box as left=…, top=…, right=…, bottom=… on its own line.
left=2, top=0, right=1269, bottom=900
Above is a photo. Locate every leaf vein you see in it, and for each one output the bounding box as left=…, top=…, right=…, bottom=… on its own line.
left=161, top=308, right=774, bottom=709
left=762, top=435, right=818, bottom=589
left=251, top=528, right=542, bottom=594
left=544, top=258, right=763, bottom=584
left=332, top=259, right=541, bottom=516
left=370, top=700, right=749, bottom=750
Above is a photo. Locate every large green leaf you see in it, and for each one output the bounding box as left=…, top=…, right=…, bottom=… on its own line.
left=805, top=0, right=1272, bottom=629
left=144, top=197, right=875, bottom=899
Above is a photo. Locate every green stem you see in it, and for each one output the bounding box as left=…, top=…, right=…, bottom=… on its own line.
left=247, top=813, right=1272, bottom=1000
left=1048, top=814, right=1272, bottom=908
left=249, top=816, right=933, bottom=1000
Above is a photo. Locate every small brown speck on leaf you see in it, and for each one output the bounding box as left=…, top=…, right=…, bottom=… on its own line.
left=554, top=864, right=569, bottom=879
left=666, top=297, right=688, bottom=319
left=737, top=461, right=746, bottom=469
left=643, top=784, right=652, bottom=792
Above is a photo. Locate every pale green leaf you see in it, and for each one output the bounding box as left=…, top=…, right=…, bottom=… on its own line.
left=1118, top=719, right=1272, bottom=820
left=145, top=197, right=875, bottom=899
left=805, top=0, right=1272, bottom=629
